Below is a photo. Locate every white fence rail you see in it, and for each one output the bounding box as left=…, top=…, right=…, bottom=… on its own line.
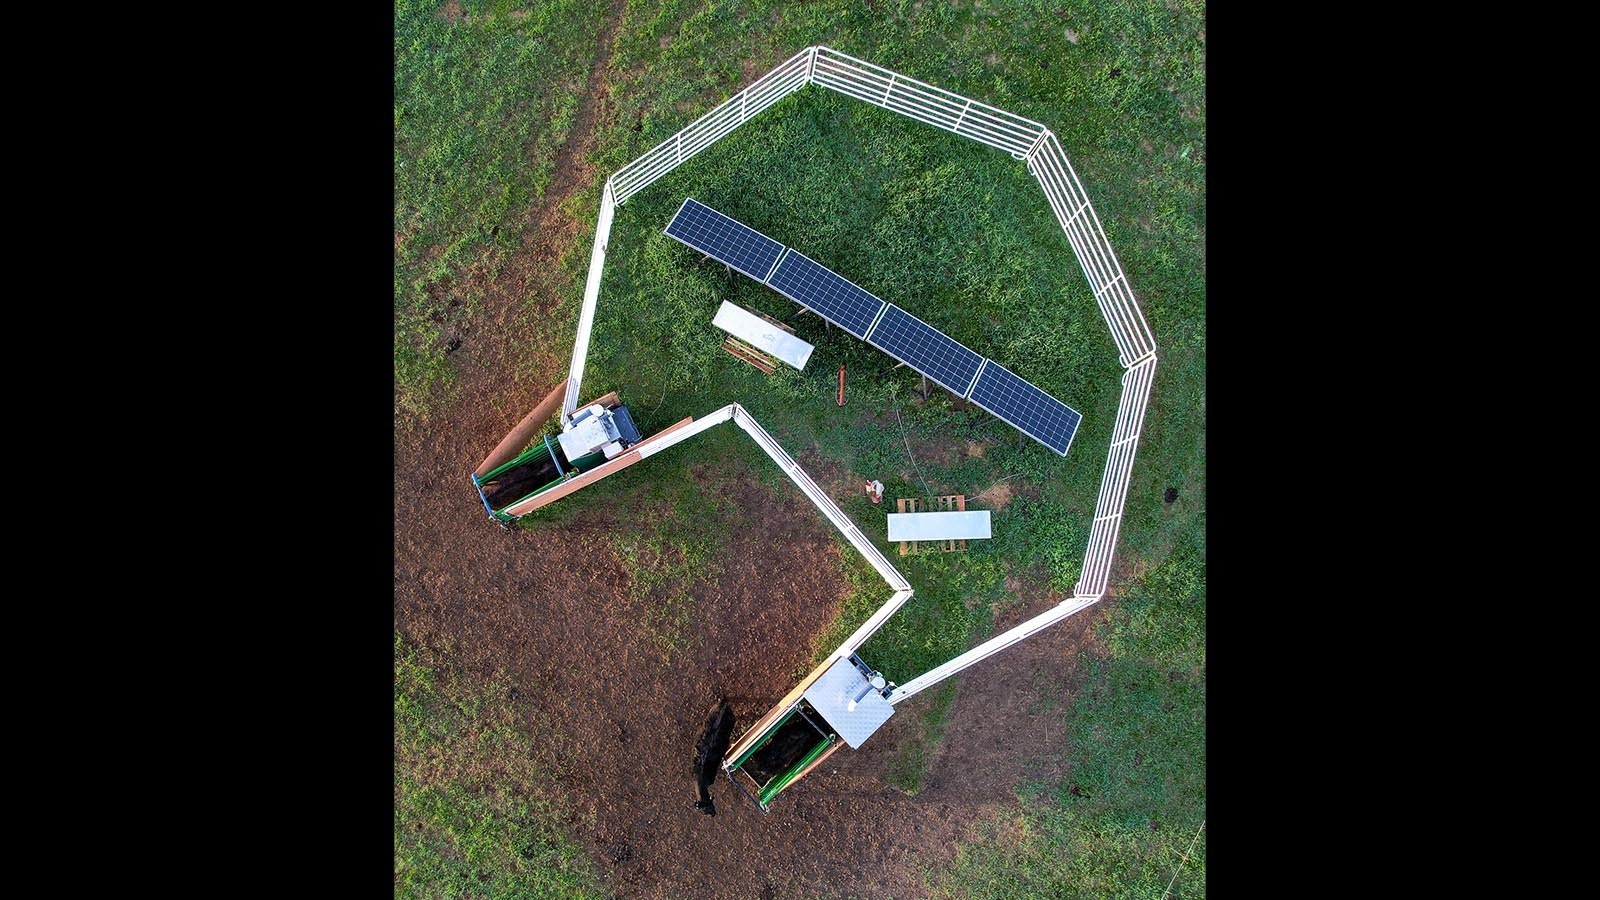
left=809, top=47, right=1047, bottom=158
left=892, top=592, right=1105, bottom=702
left=610, top=47, right=814, bottom=205
left=563, top=180, right=616, bottom=415
left=732, top=405, right=913, bottom=598
left=1027, top=133, right=1156, bottom=366
left=1076, top=354, right=1157, bottom=597
left=557, top=45, right=1165, bottom=706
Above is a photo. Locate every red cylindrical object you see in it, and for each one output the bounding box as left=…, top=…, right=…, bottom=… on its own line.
left=837, top=365, right=846, bottom=406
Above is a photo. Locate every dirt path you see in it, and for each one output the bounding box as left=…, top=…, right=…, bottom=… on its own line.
left=426, top=0, right=629, bottom=435
left=394, top=7, right=1105, bottom=895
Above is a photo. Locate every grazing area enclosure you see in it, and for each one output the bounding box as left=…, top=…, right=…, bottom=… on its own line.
left=396, top=0, right=1205, bottom=896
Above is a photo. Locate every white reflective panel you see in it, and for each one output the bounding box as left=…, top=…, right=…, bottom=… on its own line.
left=886, top=510, right=992, bottom=542
left=712, top=301, right=814, bottom=370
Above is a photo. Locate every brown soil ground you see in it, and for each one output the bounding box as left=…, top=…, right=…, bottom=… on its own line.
left=394, top=5, right=1107, bottom=896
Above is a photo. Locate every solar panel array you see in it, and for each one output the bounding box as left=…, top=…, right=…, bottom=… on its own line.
left=867, top=305, right=984, bottom=396
left=663, top=197, right=1083, bottom=456
left=766, top=250, right=885, bottom=338
left=663, top=198, right=785, bottom=281
left=967, top=360, right=1082, bottom=456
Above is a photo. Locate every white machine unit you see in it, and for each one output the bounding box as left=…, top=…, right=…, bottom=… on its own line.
left=803, top=656, right=894, bottom=749
left=558, top=404, right=629, bottom=460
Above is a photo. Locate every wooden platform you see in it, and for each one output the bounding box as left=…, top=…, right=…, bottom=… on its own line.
left=721, top=310, right=798, bottom=375
left=895, top=494, right=969, bottom=555
left=723, top=336, right=778, bottom=373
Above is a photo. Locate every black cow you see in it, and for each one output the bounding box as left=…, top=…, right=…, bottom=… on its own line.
left=692, top=699, right=735, bottom=816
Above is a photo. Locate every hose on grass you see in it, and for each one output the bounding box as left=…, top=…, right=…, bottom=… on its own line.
left=891, top=394, right=935, bottom=507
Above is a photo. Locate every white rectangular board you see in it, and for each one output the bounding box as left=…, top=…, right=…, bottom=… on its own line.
left=886, top=510, right=992, bottom=542
left=712, top=300, right=814, bottom=370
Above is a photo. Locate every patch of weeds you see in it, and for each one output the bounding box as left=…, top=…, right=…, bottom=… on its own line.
left=394, top=0, right=606, bottom=417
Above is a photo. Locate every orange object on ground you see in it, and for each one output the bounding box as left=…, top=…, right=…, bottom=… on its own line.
left=837, top=365, right=846, bottom=406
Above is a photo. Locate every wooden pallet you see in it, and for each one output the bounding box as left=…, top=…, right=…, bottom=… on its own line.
left=723, top=336, right=777, bottom=373
left=721, top=311, right=795, bottom=375
left=895, top=494, right=968, bottom=555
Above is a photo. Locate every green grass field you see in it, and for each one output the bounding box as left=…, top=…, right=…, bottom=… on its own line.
left=394, top=0, right=608, bottom=416
left=935, top=541, right=1206, bottom=896
left=395, top=635, right=603, bottom=899
left=397, top=0, right=1204, bottom=893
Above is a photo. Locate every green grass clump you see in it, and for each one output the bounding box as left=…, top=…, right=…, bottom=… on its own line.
left=883, top=681, right=958, bottom=794
left=394, top=634, right=601, bottom=899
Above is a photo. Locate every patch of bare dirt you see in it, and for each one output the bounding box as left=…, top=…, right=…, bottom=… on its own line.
left=823, top=579, right=1110, bottom=872
left=907, top=433, right=960, bottom=470
left=924, top=599, right=1109, bottom=802
left=436, top=0, right=462, bottom=24
left=795, top=447, right=859, bottom=502
left=394, top=6, right=1105, bottom=893
left=975, top=479, right=1014, bottom=511
left=1002, top=572, right=1033, bottom=602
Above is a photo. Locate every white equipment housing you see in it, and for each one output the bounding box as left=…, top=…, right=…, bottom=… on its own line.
left=559, top=404, right=627, bottom=460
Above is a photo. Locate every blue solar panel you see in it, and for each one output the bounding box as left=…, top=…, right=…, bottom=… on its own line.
left=866, top=305, right=985, bottom=396
left=663, top=198, right=786, bottom=282
left=968, top=361, right=1082, bottom=456
left=765, top=250, right=886, bottom=339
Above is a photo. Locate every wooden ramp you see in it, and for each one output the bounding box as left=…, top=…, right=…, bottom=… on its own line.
left=895, top=494, right=969, bottom=555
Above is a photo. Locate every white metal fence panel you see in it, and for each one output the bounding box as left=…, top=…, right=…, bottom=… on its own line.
left=563, top=181, right=616, bottom=415
left=1027, top=133, right=1155, bottom=365
left=1076, top=355, right=1157, bottom=597
left=890, top=592, right=1104, bottom=703
left=809, top=47, right=1046, bottom=157
left=611, top=47, right=814, bottom=204
left=733, top=404, right=913, bottom=595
